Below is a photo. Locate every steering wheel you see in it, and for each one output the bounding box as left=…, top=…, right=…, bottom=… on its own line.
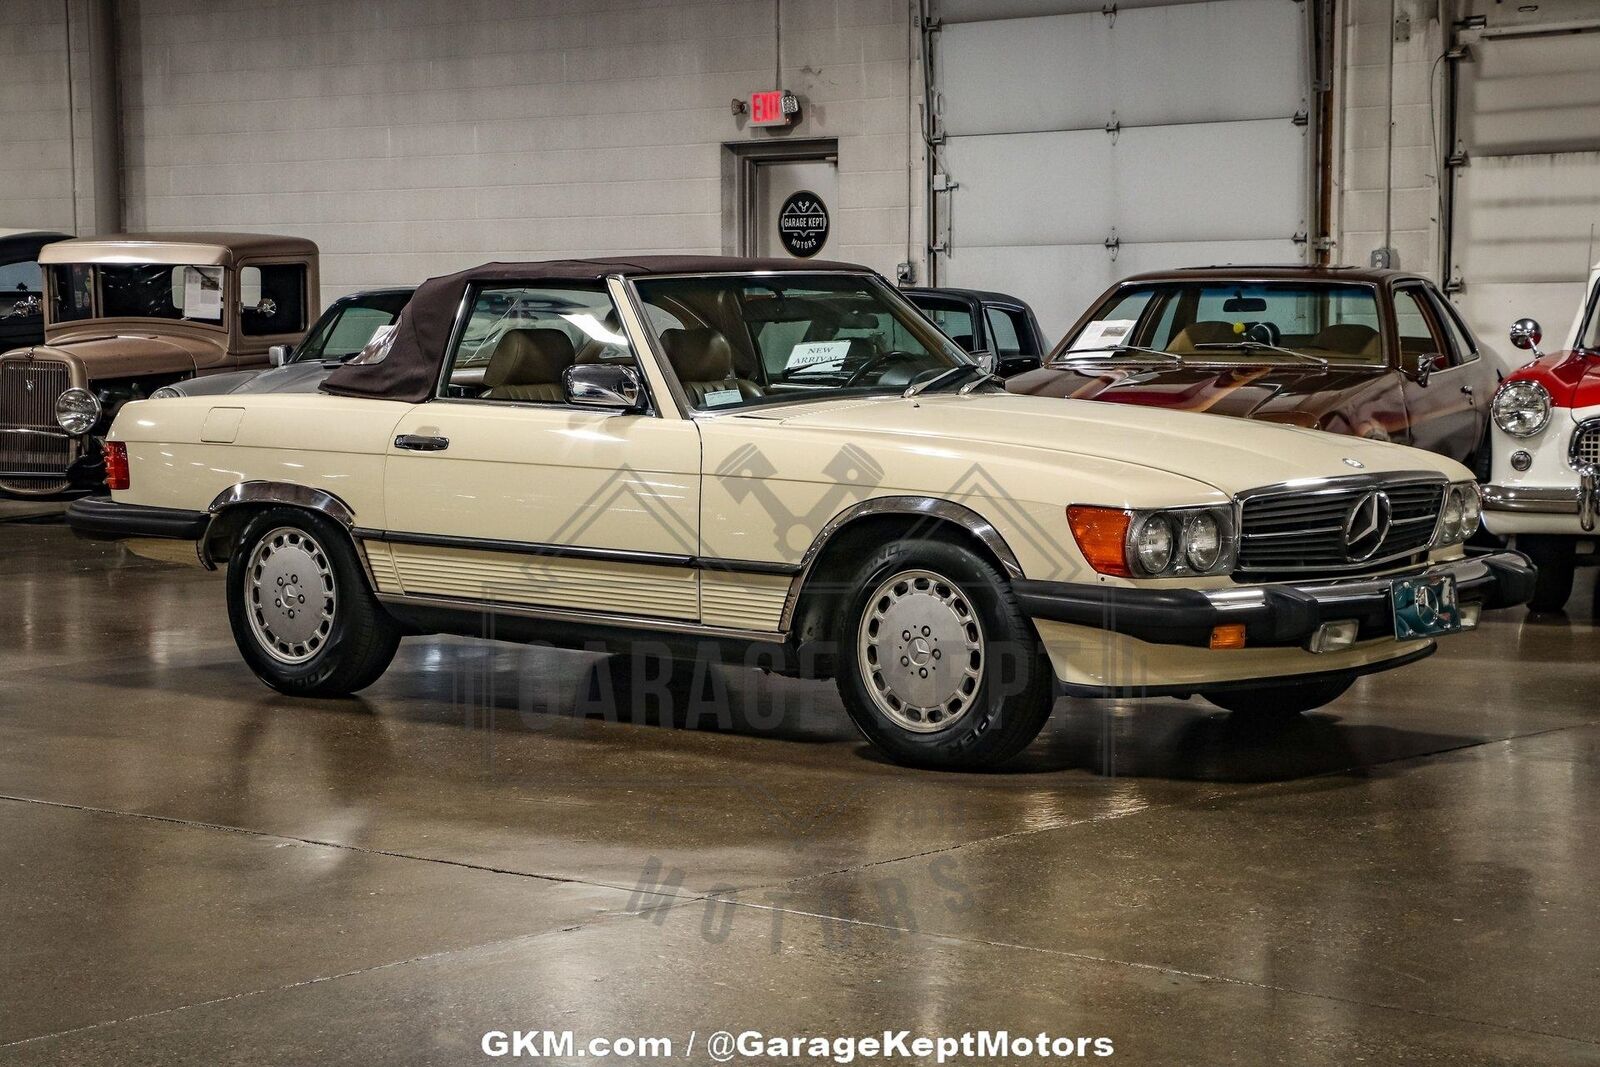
left=1244, top=321, right=1282, bottom=346
left=843, top=349, right=923, bottom=387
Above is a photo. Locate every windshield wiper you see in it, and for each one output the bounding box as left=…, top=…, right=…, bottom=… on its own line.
left=903, top=363, right=980, bottom=398
left=1054, top=345, right=1184, bottom=365
left=1190, top=341, right=1329, bottom=367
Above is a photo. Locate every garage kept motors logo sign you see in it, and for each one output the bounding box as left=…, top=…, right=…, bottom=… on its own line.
left=778, top=190, right=830, bottom=258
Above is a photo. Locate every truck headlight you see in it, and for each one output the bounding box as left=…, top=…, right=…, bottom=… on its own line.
left=1068, top=504, right=1237, bottom=578
left=1491, top=380, right=1551, bottom=437
left=54, top=387, right=101, bottom=436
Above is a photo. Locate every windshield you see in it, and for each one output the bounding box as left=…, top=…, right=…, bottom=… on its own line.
left=47, top=263, right=230, bottom=325
left=631, top=274, right=969, bottom=412
left=1056, top=281, right=1385, bottom=366
left=295, top=292, right=411, bottom=362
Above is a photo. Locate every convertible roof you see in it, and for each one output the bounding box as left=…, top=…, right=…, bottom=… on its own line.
left=321, top=255, right=870, bottom=403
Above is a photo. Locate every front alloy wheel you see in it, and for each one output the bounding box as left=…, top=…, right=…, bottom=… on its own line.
left=857, top=569, right=986, bottom=733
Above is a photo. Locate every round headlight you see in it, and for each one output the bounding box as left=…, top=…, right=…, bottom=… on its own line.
left=54, top=387, right=101, bottom=436
left=1184, top=512, right=1222, bottom=572
left=1491, top=379, right=1551, bottom=437
left=1440, top=487, right=1465, bottom=543
left=150, top=385, right=183, bottom=400
left=1132, top=514, right=1175, bottom=574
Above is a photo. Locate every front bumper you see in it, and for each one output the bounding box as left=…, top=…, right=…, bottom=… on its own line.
left=1483, top=475, right=1597, bottom=532
left=1014, top=550, right=1535, bottom=651
left=66, top=496, right=209, bottom=541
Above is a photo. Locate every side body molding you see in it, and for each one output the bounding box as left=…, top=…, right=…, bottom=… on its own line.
left=199, top=481, right=358, bottom=569
left=780, top=495, right=1026, bottom=630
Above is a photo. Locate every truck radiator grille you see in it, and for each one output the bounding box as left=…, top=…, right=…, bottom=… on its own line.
left=0, top=360, right=72, bottom=478
left=1236, top=476, right=1445, bottom=579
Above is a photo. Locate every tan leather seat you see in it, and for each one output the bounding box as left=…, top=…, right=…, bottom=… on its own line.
left=660, top=327, right=762, bottom=407
left=1308, top=323, right=1381, bottom=358
left=482, top=328, right=575, bottom=402
left=1168, top=321, right=1240, bottom=353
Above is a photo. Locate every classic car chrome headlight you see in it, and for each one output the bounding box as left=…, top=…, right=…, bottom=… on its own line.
left=149, top=385, right=184, bottom=400
left=1491, top=380, right=1551, bottom=437
left=54, top=387, right=101, bottom=436
left=1433, top=482, right=1481, bottom=546
left=1067, top=504, right=1237, bottom=578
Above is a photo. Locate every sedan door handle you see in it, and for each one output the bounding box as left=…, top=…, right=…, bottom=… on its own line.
left=394, top=433, right=450, bottom=452
left=1460, top=385, right=1474, bottom=397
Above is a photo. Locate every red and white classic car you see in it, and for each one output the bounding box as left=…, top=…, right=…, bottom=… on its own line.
left=1481, top=259, right=1600, bottom=610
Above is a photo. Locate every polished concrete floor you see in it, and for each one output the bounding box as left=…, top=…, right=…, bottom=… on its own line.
left=2, top=513, right=1598, bottom=1065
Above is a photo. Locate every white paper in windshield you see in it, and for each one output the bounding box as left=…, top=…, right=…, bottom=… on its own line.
left=1071, top=319, right=1136, bottom=351
left=701, top=388, right=744, bottom=408
left=786, top=340, right=850, bottom=370
left=183, top=266, right=224, bottom=321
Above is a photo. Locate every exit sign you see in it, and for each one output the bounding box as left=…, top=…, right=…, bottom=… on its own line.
left=749, top=90, right=799, bottom=127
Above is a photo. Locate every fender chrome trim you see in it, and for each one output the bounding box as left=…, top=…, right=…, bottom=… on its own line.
left=779, top=496, right=1025, bottom=630
left=375, top=591, right=784, bottom=643
left=206, top=481, right=357, bottom=526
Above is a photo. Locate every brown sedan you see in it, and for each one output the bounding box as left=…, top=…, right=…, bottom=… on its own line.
left=1007, top=266, right=1498, bottom=478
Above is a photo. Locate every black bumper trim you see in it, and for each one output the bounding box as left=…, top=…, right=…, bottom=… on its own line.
left=1016, top=550, right=1536, bottom=650
left=65, top=497, right=209, bottom=541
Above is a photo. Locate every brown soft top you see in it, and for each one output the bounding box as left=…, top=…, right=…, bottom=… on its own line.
left=321, top=255, right=872, bottom=403
left=39, top=232, right=318, bottom=267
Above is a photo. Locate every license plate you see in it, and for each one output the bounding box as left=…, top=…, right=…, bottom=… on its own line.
left=1391, top=574, right=1462, bottom=639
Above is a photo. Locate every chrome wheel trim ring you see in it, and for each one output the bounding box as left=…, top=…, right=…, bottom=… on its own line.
left=856, top=568, right=985, bottom=734
left=245, top=526, right=337, bottom=665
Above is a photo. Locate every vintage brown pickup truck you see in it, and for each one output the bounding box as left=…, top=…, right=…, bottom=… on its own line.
left=0, top=232, right=318, bottom=495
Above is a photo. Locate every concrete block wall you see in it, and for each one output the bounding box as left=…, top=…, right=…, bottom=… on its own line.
left=1332, top=0, right=1447, bottom=278
left=0, top=0, right=100, bottom=234
left=105, top=0, right=924, bottom=304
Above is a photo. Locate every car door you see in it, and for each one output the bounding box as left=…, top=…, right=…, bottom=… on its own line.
left=378, top=279, right=703, bottom=622
left=1392, top=282, right=1478, bottom=462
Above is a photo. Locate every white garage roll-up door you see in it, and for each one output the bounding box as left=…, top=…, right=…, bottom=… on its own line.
left=1448, top=22, right=1600, bottom=370
left=930, top=0, right=1314, bottom=341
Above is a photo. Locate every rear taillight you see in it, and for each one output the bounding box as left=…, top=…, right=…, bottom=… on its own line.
left=104, top=441, right=130, bottom=491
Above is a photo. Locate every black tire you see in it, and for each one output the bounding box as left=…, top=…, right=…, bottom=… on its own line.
left=226, top=507, right=401, bottom=696
left=835, top=539, right=1055, bottom=770
left=1518, top=535, right=1576, bottom=612
left=1203, top=676, right=1353, bottom=718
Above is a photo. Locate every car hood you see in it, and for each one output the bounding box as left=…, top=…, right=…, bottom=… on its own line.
left=1007, top=362, right=1387, bottom=424
left=5, top=332, right=210, bottom=378
left=177, top=361, right=335, bottom=396
left=749, top=391, right=1462, bottom=494
left=1506, top=350, right=1600, bottom=412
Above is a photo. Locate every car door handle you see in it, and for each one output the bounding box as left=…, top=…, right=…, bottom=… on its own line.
left=394, top=433, right=449, bottom=452
left=1460, top=385, right=1474, bottom=396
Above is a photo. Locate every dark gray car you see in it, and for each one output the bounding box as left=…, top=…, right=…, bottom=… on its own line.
left=154, top=287, right=413, bottom=398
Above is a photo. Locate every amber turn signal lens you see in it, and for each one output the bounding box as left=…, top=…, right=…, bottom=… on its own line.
left=1066, top=505, right=1132, bottom=577
left=1209, top=624, right=1246, bottom=650
left=103, top=441, right=130, bottom=491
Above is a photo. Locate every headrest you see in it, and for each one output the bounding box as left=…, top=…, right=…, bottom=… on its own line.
left=661, top=327, right=735, bottom=381
left=483, top=328, right=575, bottom=387
left=1169, top=321, right=1240, bottom=352
left=1311, top=323, right=1381, bottom=356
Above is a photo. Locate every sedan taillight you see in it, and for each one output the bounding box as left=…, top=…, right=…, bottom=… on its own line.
left=104, top=441, right=130, bottom=491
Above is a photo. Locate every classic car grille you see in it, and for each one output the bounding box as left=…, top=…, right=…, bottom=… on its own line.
left=1573, top=421, right=1600, bottom=469
left=1236, top=476, right=1446, bottom=578
left=0, top=360, right=72, bottom=477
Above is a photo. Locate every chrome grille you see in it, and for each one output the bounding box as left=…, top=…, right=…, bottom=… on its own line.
left=1573, top=421, right=1600, bottom=470
left=0, top=360, right=72, bottom=477
left=1236, top=476, right=1446, bottom=578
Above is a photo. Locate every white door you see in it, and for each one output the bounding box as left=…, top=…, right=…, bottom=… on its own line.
left=931, top=0, right=1314, bottom=340
left=376, top=281, right=703, bottom=622
left=753, top=158, right=840, bottom=260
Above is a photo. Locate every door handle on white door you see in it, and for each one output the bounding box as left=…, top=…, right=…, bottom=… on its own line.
left=394, top=434, right=450, bottom=451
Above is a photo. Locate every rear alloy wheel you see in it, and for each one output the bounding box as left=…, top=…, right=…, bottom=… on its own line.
left=837, top=540, right=1054, bottom=769
left=1203, top=676, right=1354, bottom=719
left=227, top=507, right=401, bottom=696
left=1518, top=535, right=1576, bottom=613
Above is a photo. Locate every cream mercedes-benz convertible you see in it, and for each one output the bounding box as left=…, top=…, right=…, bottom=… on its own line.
left=68, top=257, right=1534, bottom=769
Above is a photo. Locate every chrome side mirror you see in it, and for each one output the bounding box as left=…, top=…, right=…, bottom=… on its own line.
left=1509, top=318, right=1543, bottom=354
left=1407, top=352, right=1439, bottom=387
left=267, top=343, right=293, bottom=367
left=973, top=349, right=998, bottom=374
left=564, top=363, right=645, bottom=412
